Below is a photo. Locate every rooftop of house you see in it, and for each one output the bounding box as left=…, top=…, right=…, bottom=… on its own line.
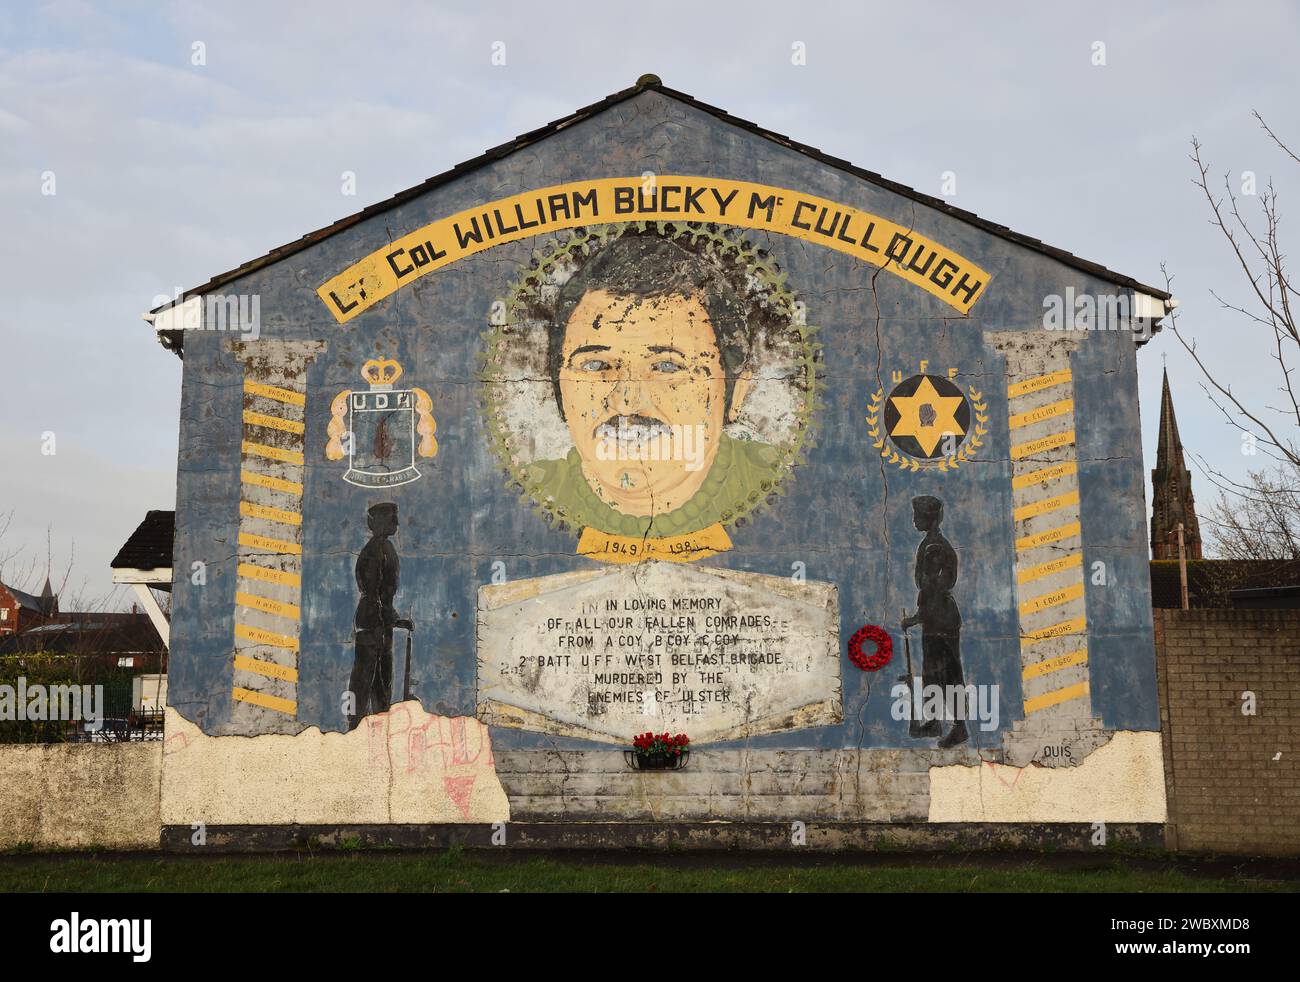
left=1150, top=559, right=1300, bottom=608
left=0, top=577, right=57, bottom=613
left=110, top=510, right=175, bottom=573
left=0, top=612, right=165, bottom=656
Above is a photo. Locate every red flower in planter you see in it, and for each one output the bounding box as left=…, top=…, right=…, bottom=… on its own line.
left=630, top=730, right=691, bottom=757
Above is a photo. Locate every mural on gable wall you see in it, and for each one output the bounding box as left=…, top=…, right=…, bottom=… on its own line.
left=166, top=130, right=1165, bottom=825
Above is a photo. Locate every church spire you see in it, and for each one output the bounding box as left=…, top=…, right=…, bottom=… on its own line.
left=1151, top=368, right=1203, bottom=559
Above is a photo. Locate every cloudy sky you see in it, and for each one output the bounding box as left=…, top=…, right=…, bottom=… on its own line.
left=1, top=0, right=1296, bottom=601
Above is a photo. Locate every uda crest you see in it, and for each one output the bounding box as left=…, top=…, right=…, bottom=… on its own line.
left=867, top=366, right=987, bottom=472
left=326, top=359, right=437, bottom=487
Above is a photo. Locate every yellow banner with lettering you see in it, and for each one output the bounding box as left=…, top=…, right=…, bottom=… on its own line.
left=317, top=177, right=990, bottom=322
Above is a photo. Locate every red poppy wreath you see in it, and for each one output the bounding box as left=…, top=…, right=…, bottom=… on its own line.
left=848, top=624, right=893, bottom=672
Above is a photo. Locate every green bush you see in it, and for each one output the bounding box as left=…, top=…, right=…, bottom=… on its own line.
left=0, top=653, right=136, bottom=744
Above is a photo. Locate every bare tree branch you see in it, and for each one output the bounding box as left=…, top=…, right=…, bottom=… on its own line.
left=1255, top=109, right=1300, bottom=168
left=1169, top=124, right=1300, bottom=474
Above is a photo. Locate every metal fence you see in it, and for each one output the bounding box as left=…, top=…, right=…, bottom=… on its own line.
left=0, top=669, right=166, bottom=743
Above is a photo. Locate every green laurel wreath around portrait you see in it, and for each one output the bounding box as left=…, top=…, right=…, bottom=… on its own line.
left=477, top=220, right=822, bottom=535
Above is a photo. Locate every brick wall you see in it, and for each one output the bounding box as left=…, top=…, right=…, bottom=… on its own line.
left=1155, top=608, right=1300, bottom=855
left=0, top=588, right=16, bottom=635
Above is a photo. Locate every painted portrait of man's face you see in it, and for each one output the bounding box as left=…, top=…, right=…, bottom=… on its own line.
left=481, top=226, right=812, bottom=548
left=558, top=288, right=745, bottom=517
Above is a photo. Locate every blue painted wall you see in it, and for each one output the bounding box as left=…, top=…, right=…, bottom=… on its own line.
left=167, top=89, right=1159, bottom=745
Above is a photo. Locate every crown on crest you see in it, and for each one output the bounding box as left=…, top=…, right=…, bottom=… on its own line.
left=361, top=358, right=403, bottom=389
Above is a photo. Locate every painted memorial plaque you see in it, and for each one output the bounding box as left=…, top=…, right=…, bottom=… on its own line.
left=477, top=561, right=841, bottom=743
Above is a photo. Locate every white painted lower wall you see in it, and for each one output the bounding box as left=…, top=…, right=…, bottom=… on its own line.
left=160, top=703, right=510, bottom=826
left=927, top=731, right=1167, bottom=822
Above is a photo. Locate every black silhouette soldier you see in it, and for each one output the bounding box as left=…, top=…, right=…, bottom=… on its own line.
left=347, top=502, right=412, bottom=730
left=900, top=495, right=968, bottom=748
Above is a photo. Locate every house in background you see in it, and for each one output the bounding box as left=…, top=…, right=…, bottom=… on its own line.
left=0, top=513, right=173, bottom=741
left=0, top=512, right=173, bottom=648
left=0, top=612, right=165, bottom=671
left=0, top=577, right=57, bottom=636
left=0, top=612, right=167, bottom=741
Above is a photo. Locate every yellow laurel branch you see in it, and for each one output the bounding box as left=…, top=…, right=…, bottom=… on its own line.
left=412, top=387, right=439, bottom=458
left=325, top=390, right=350, bottom=460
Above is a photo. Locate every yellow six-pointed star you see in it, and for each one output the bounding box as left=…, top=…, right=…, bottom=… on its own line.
left=888, top=376, right=966, bottom=456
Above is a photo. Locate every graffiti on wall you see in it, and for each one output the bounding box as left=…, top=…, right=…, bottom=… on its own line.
left=988, top=332, right=1109, bottom=766
left=162, top=704, right=508, bottom=825
left=477, top=562, right=842, bottom=744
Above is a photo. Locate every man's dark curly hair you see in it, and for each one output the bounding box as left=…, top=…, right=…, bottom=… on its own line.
left=546, top=232, right=753, bottom=421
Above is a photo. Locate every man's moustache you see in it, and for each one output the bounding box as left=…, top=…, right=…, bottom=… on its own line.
left=593, top=414, right=672, bottom=439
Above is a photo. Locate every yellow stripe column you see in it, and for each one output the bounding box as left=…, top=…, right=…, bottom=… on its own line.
left=988, top=332, right=1104, bottom=761
left=229, top=340, right=324, bottom=733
